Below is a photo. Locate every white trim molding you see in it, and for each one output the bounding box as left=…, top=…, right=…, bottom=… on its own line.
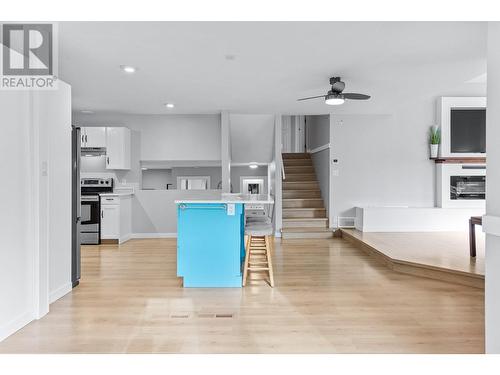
left=49, top=282, right=72, bottom=304
left=308, top=143, right=330, bottom=154
left=0, top=311, right=33, bottom=342
left=438, top=96, right=487, bottom=158
left=132, top=233, right=177, bottom=239
left=483, top=215, right=500, bottom=237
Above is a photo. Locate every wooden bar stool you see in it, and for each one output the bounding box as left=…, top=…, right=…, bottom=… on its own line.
left=242, top=223, right=274, bottom=287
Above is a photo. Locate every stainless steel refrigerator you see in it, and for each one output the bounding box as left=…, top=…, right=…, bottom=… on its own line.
left=72, top=126, right=81, bottom=287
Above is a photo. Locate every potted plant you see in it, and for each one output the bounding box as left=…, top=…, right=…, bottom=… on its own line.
left=429, top=125, right=440, bottom=158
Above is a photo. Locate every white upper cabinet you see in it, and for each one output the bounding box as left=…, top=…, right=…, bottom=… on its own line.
left=106, top=127, right=131, bottom=170
left=81, top=127, right=106, bottom=148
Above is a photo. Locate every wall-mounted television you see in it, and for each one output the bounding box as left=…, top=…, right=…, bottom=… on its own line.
left=450, top=109, right=486, bottom=153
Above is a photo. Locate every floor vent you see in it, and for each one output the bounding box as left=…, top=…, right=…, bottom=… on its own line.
left=170, top=313, right=190, bottom=319
left=197, top=313, right=216, bottom=318
left=169, top=312, right=235, bottom=319
left=338, top=217, right=356, bottom=228
left=215, top=313, right=234, bottom=318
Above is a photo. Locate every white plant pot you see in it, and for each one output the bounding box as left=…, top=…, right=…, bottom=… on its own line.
left=430, top=144, right=439, bottom=159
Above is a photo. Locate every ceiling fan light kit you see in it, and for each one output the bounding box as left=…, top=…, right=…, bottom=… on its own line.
left=298, top=76, right=371, bottom=105
left=325, top=94, right=345, bottom=106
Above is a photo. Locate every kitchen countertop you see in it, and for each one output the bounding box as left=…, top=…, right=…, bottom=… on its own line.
left=99, top=187, right=135, bottom=198
left=175, top=194, right=274, bottom=204
left=100, top=192, right=134, bottom=197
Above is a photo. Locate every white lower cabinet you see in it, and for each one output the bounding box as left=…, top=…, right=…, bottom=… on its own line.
left=100, top=195, right=132, bottom=243
left=101, top=204, right=120, bottom=239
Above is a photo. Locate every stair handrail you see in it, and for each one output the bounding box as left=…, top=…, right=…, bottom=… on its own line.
left=280, top=152, right=285, bottom=180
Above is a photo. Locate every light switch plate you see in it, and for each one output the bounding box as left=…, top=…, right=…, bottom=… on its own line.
left=227, top=203, right=235, bottom=216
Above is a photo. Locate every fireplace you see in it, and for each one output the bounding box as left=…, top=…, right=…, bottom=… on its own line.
left=437, top=164, right=486, bottom=208
left=450, top=175, right=485, bottom=200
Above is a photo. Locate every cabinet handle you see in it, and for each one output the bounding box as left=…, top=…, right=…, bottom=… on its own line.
left=101, top=211, right=104, bottom=218
left=107, top=157, right=109, bottom=165
left=85, top=135, right=88, bottom=143
left=82, top=134, right=85, bottom=143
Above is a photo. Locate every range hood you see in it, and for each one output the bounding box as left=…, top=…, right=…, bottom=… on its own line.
left=81, top=147, right=106, bottom=156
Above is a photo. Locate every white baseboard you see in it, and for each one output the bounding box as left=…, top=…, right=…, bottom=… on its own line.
left=274, top=231, right=282, bottom=238
left=119, top=233, right=132, bottom=244
left=131, top=233, right=177, bottom=239
left=49, top=282, right=72, bottom=304
left=0, top=311, right=33, bottom=342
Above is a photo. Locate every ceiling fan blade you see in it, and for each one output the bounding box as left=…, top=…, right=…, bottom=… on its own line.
left=343, top=93, right=371, bottom=100
left=297, top=95, right=326, bottom=101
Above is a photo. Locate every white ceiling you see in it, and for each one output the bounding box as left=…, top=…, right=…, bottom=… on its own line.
left=59, top=22, right=487, bottom=115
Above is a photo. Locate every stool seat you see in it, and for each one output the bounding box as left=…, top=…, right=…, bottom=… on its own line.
left=245, top=223, right=273, bottom=236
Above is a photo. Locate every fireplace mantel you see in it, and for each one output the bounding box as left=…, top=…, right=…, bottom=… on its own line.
left=432, top=157, right=486, bottom=164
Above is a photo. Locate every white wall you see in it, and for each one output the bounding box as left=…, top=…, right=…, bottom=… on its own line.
left=330, top=81, right=486, bottom=227
left=0, top=91, right=34, bottom=341
left=132, top=190, right=222, bottom=235
left=485, top=21, right=500, bottom=353
left=40, top=83, right=73, bottom=303
left=229, top=114, right=275, bottom=163
left=74, top=113, right=221, bottom=161
left=305, top=115, right=331, bottom=220
left=74, top=112, right=226, bottom=235
left=306, top=115, right=330, bottom=150
left=231, top=165, right=268, bottom=193
left=0, top=82, right=72, bottom=342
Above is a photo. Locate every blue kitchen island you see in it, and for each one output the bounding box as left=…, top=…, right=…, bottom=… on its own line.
left=176, top=194, right=274, bottom=288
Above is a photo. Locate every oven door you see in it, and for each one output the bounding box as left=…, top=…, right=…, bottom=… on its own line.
left=80, top=195, right=100, bottom=244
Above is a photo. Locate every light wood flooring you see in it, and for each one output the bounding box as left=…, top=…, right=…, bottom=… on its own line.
left=0, top=237, right=484, bottom=353
left=342, top=229, right=484, bottom=276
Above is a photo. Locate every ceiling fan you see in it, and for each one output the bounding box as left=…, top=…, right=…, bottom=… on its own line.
left=298, top=77, right=371, bottom=105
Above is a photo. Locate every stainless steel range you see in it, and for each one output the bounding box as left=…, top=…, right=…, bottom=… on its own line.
left=80, top=177, right=113, bottom=244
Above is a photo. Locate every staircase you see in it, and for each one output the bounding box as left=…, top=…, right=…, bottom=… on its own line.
left=281, top=153, right=332, bottom=239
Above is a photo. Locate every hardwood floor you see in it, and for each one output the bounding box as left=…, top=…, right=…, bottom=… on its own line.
left=341, top=229, right=485, bottom=288
left=0, top=237, right=484, bottom=353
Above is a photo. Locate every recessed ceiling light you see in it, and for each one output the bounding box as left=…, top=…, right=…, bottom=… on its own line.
left=165, top=103, right=175, bottom=108
left=249, top=163, right=258, bottom=169
left=80, top=110, right=94, bottom=114
left=120, top=65, right=137, bottom=73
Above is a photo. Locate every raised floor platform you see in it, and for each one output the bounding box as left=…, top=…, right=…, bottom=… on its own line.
left=340, top=228, right=484, bottom=289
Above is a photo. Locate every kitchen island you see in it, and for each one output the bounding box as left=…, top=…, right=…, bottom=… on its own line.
left=175, top=194, right=274, bottom=287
